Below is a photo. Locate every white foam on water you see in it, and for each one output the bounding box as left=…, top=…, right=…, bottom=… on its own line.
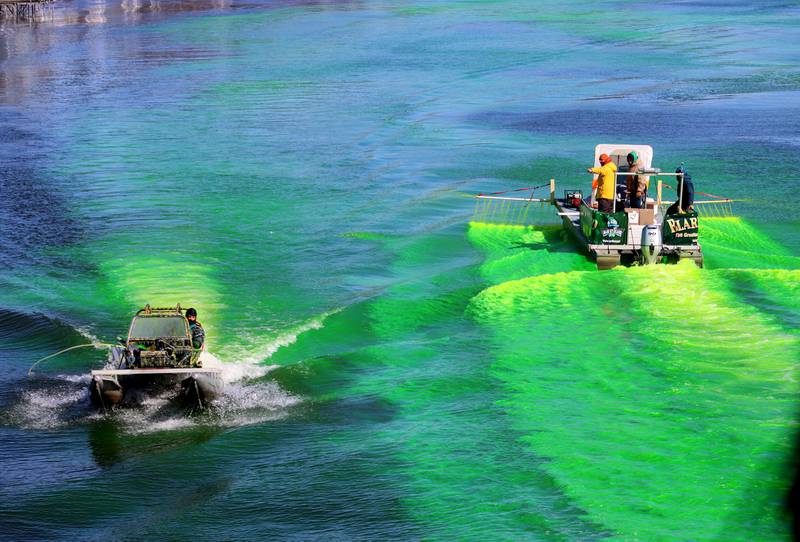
left=74, top=325, right=102, bottom=345
left=24, top=387, right=86, bottom=409
left=220, top=362, right=280, bottom=384
left=242, top=316, right=324, bottom=362
left=109, top=388, right=192, bottom=434
left=56, top=373, right=92, bottom=384
left=9, top=309, right=335, bottom=433
left=219, top=379, right=301, bottom=411
left=114, top=380, right=302, bottom=434
left=195, top=379, right=303, bottom=429
left=8, top=385, right=90, bottom=430
left=142, top=417, right=196, bottom=432
left=214, top=308, right=340, bottom=382
left=119, top=411, right=196, bottom=434
left=12, top=364, right=300, bottom=434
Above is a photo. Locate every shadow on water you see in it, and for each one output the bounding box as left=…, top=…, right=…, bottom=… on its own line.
left=471, top=104, right=800, bottom=141
left=0, top=163, right=85, bottom=271
left=788, top=430, right=800, bottom=541
left=716, top=266, right=800, bottom=538
left=0, top=307, right=89, bottom=352
left=87, top=417, right=220, bottom=467
left=266, top=347, right=402, bottom=426
left=511, top=227, right=584, bottom=254
left=719, top=272, right=800, bottom=329
left=719, top=272, right=800, bottom=539
left=510, top=240, right=551, bottom=251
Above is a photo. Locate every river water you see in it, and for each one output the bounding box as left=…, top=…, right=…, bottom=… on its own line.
left=2, top=1, right=800, bottom=540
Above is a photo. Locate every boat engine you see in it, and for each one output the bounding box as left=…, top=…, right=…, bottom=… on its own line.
left=133, top=338, right=194, bottom=368
left=640, top=224, right=661, bottom=265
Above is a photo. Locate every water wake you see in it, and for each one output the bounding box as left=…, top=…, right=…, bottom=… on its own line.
left=216, top=308, right=341, bottom=382
left=1, top=309, right=340, bottom=433
left=466, top=217, right=800, bottom=540
left=5, top=370, right=301, bottom=434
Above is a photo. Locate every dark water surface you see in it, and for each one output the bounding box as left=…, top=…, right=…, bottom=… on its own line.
left=2, top=1, right=800, bottom=540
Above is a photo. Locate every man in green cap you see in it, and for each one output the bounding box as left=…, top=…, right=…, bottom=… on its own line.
left=625, top=151, right=647, bottom=208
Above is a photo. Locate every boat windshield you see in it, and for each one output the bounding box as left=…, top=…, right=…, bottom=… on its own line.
left=129, top=316, right=187, bottom=339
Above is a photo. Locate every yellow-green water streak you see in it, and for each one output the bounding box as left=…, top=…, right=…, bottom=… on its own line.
left=468, top=219, right=799, bottom=540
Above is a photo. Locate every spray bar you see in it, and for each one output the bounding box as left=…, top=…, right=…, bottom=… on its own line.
left=612, top=171, right=682, bottom=176
left=474, top=195, right=550, bottom=202
left=662, top=199, right=738, bottom=205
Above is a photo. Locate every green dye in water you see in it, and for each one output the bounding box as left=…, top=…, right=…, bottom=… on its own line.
left=467, top=218, right=799, bottom=540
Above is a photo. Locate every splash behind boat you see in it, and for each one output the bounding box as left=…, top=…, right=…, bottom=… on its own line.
left=90, top=305, right=222, bottom=409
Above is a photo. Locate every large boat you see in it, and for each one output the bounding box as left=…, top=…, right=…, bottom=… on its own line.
left=89, top=305, right=223, bottom=409
left=474, top=144, right=735, bottom=270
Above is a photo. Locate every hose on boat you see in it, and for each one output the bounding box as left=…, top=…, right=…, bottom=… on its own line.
left=28, top=343, right=116, bottom=376
left=477, top=182, right=551, bottom=197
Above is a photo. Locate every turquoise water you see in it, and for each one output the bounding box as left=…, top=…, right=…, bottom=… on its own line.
left=1, top=1, right=800, bottom=539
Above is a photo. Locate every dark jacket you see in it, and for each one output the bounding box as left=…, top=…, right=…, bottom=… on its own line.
left=190, top=321, right=205, bottom=349
left=678, top=172, right=695, bottom=209
left=666, top=173, right=695, bottom=215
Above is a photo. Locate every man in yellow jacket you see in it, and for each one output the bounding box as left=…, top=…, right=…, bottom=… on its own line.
left=588, top=153, right=617, bottom=213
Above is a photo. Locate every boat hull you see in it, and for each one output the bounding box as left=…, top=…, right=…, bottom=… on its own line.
left=89, top=368, right=223, bottom=409
left=180, top=373, right=224, bottom=407
left=90, top=376, right=124, bottom=409
left=557, top=198, right=703, bottom=269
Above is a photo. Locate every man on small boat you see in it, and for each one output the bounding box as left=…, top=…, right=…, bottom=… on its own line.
left=625, top=151, right=648, bottom=209
left=666, top=165, right=695, bottom=215
left=186, top=308, right=205, bottom=349
left=588, top=153, right=617, bottom=213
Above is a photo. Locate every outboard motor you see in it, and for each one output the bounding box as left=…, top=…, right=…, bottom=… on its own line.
left=640, top=224, right=662, bottom=265
left=108, top=346, right=127, bottom=367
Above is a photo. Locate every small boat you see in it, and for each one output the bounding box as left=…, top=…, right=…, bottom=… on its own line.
left=554, top=144, right=705, bottom=269
left=474, top=144, right=737, bottom=270
left=89, top=304, right=223, bottom=409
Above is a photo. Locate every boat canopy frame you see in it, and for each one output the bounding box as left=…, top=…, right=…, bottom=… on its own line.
left=127, top=304, right=192, bottom=343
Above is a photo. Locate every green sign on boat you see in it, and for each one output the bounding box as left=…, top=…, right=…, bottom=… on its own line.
left=663, top=211, right=699, bottom=245
left=580, top=206, right=628, bottom=245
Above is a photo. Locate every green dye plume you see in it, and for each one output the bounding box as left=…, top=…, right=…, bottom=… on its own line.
left=467, top=220, right=799, bottom=540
